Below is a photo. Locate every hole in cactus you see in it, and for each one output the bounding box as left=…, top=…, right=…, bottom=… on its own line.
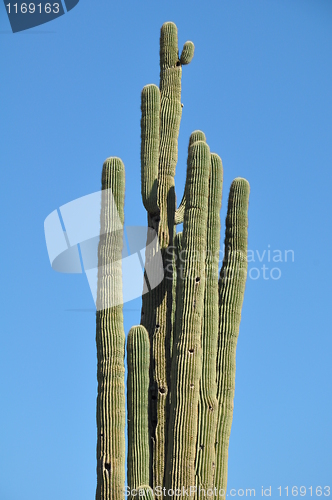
left=195, top=277, right=200, bottom=284
left=176, top=60, right=181, bottom=66
left=155, top=324, right=160, bottom=330
left=209, top=405, right=214, bottom=411
left=188, top=348, right=194, bottom=354
left=190, top=383, right=194, bottom=389
left=159, top=387, right=166, bottom=395
left=212, top=462, right=215, bottom=468
left=199, top=444, right=204, bottom=450
left=104, top=463, right=111, bottom=472
left=193, top=300, right=196, bottom=308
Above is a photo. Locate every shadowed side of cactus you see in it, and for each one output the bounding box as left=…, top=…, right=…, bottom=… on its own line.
left=95, top=158, right=126, bottom=500
left=140, top=22, right=196, bottom=489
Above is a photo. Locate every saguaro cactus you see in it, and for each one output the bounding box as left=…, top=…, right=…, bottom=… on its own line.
left=95, top=22, right=250, bottom=500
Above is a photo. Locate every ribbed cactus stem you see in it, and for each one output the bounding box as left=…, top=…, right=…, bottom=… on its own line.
left=95, top=157, right=126, bottom=500
left=214, top=178, right=250, bottom=494
left=140, top=239, right=170, bottom=490
left=158, top=22, right=182, bottom=247
left=170, top=231, right=183, bottom=358
left=180, top=41, right=195, bottom=65
left=140, top=22, right=195, bottom=489
left=92, top=21, right=251, bottom=500
left=166, top=141, right=211, bottom=492
left=196, top=153, right=223, bottom=490
left=174, top=131, right=206, bottom=226
left=127, top=325, right=151, bottom=492
left=135, top=487, right=155, bottom=500
left=141, top=84, right=160, bottom=214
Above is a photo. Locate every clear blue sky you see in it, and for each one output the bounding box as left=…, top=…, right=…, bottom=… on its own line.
left=1, top=1, right=331, bottom=499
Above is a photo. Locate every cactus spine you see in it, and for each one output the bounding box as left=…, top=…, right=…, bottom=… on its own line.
left=95, top=22, right=250, bottom=500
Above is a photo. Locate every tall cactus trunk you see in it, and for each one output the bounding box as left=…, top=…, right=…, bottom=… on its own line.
left=95, top=158, right=126, bottom=500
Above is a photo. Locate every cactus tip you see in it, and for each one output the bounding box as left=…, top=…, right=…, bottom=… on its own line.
left=180, top=41, right=195, bottom=65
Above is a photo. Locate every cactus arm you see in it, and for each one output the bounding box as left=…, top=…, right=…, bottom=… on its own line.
left=174, top=131, right=206, bottom=225
left=140, top=24, right=195, bottom=489
left=214, top=178, right=250, bottom=494
left=196, top=153, right=223, bottom=490
left=140, top=237, right=170, bottom=489
left=166, top=140, right=211, bottom=492
left=174, top=193, right=186, bottom=225
left=157, top=22, right=194, bottom=247
left=95, top=157, right=126, bottom=500
left=141, top=85, right=160, bottom=215
left=180, top=41, right=195, bottom=65
left=127, top=325, right=151, bottom=491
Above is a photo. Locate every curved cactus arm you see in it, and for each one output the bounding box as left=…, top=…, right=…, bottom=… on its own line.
left=174, top=131, right=206, bottom=225
left=165, top=140, right=211, bottom=492
left=196, top=153, right=223, bottom=491
left=141, top=84, right=160, bottom=215
left=127, top=325, right=151, bottom=492
left=180, top=41, right=195, bottom=65
left=95, top=157, right=126, bottom=500
left=214, top=178, right=250, bottom=494
left=140, top=227, right=169, bottom=490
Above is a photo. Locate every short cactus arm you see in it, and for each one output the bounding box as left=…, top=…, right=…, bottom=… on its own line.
left=166, top=140, right=211, bottom=491
left=127, top=325, right=151, bottom=491
left=95, top=157, right=126, bottom=500
left=214, top=178, right=250, bottom=494
left=196, top=153, right=223, bottom=490
left=141, top=85, right=160, bottom=215
left=180, top=41, right=195, bottom=65
left=174, top=131, right=206, bottom=225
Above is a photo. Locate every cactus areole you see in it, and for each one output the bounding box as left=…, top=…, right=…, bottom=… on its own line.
left=95, top=22, right=250, bottom=500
